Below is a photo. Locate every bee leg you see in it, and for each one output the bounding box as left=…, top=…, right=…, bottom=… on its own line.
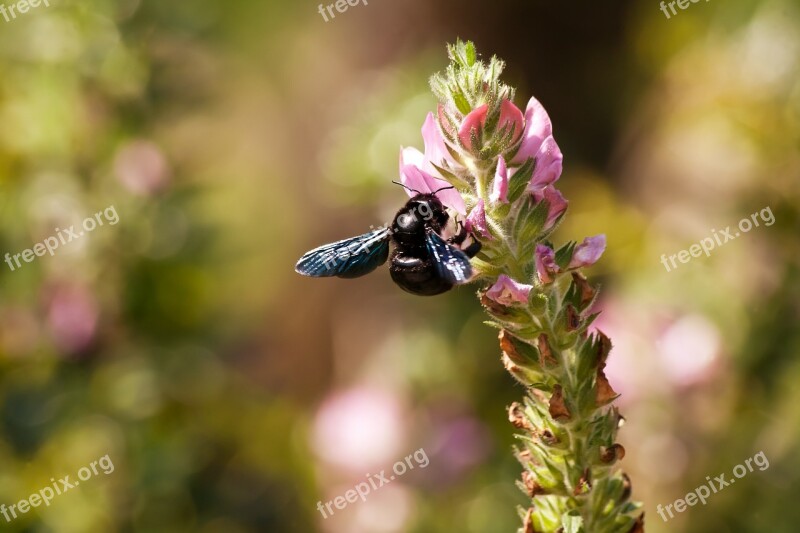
left=449, top=220, right=469, bottom=246
left=462, top=239, right=482, bottom=258
left=448, top=220, right=481, bottom=257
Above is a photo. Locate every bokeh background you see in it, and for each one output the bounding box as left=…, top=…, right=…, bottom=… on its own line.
left=0, top=0, right=798, bottom=531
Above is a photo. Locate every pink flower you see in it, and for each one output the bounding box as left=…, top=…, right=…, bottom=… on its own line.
left=533, top=186, right=568, bottom=230
left=114, top=140, right=170, bottom=196
left=485, top=275, right=532, bottom=306
left=498, top=99, right=525, bottom=144
left=490, top=156, right=508, bottom=204
left=421, top=112, right=456, bottom=171
left=312, top=387, right=407, bottom=472
left=506, top=96, right=563, bottom=190
left=465, top=199, right=491, bottom=239
left=528, top=136, right=563, bottom=191
left=535, top=235, right=606, bottom=284
left=400, top=115, right=466, bottom=215
left=46, top=283, right=99, bottom=355
left=512, top=96, right=554, bottom=165
left=656, top=314, right=722, bottom=387
left=535, top=245, right=559, bottom=284
left=569, top=235, right=606, bottom=268
left=458, top=104, right=488, bottom=150
left=427, top=415, right=492, bottom=485
left=457, top=99, right=525, bottom=154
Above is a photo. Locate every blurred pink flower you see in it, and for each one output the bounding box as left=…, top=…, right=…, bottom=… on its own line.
left=312, top=387, right=406, bottom=472
left=113, top=140, right=170, bottom=196
left=590, top=299, right=661, bottom=406
left=323, top=483, right=413, bottom=533
left=485, top=275, right=532, bottom=306
left=427, top=416, right=491, bottom=484
left=656, top=315, right=722, bottom=387
left=45, top=283, right=99, bottom=355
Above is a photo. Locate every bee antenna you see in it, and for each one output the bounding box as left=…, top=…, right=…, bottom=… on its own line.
left=432, top=185, right=455, bottom=194
left=392, top=180, right=421, bottom=195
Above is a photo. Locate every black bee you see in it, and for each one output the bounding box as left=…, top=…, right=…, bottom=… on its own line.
left=295, top=187, right=481, bottom=296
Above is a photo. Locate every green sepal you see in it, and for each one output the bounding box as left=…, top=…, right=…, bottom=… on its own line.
left=507, top=157, right=536, bottom=203
left=555, top=241, right=577, bottom=270
left=561, top=512, right=585, bottom=533
left=431, top=162, right=472, bottom=191
left=513, top=195, right=550, bottom=247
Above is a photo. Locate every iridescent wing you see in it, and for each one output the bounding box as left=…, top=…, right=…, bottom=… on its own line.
left=425, top=230, right=473, bottom=285
left=295, top=228, right=391, bottom=279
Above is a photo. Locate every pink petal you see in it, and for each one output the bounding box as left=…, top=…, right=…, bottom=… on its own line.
left=47, top=284, right=98, bottom=354
left=528, top=136, right=563, bottom=190
left=512, top=96, right=554, bottom=165
left=399, top=147, right=432, bottom=197
left=399, top=150, right=466, bottom=215
left=399, top=164, right=430, bottom=194
left=437, top=185, right=467, bottom=215
left=400, top=146, right=425, bottom=174
left=533, top=186, right=568, bottom=230
left=490, top=156, right=509, bottom=205
left=458, top=104, right=488, bottom=150
left=569, top=235, right=607, bottom=269
left=535, top=244, right=559, bottom=284
left=465, top=199, right=491, bottom=240
left=485, top=274, right=532, bottom=306
left=422, top=112, right=454, bottom=170
left=499, top=99, right=525, bottom=144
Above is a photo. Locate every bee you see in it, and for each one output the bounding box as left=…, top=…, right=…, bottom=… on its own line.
left=295, top=185, right=481, bottom=296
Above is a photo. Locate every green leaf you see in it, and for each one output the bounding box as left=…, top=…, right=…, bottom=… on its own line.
left=507, top=158, right=535, bottom=203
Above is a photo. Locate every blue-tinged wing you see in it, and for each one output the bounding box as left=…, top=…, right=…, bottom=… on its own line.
left=295, top=228, right=391, bottom=279
left=425, top=230, right=473, bottom=285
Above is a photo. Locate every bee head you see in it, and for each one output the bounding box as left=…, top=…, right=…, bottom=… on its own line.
left=400, top=194, right=447, bottom=228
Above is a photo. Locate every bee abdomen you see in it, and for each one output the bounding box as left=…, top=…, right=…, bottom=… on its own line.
left=389, top=252, right=452, bottom=296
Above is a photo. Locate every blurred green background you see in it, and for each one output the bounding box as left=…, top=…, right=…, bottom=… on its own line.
left=0, top=0, right=798, bottom=531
